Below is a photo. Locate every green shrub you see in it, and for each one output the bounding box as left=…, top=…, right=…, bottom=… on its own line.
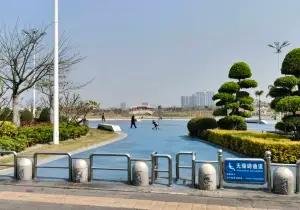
left=0, top=121, right=17, bottom=137
left=38, top=108, right=50, bottom=122
left=229, top=62, right=252, bottom=80
left=0, top=135, right=29, bottom=152
left=217, top=115, right=247, bottom=130
left=218, top=82, right=240, bottom=94
left=18, top=123, right=89, bottom=145
left=187, top=117, right=217, bottom=137
left=238, top=79, right=258, bottom=89
left=20, top=109, right=33, bottom=122
left=206, top=129, right=300, bottom=163
left=281, top=48, right=300, bottom=76
left=0, top=107, right=13, bottom=121
left=0, top=120, right=89, bottom=152
left=274, top=76, right=299, bottom=89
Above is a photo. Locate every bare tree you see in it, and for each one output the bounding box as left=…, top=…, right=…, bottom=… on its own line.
left=0, top=26, right=81, bottom=126
left=0, top=79, right=12, bottom=124
left=37, top=37, right=88, bottom=122
left=60, top=91, right=99, bottom=124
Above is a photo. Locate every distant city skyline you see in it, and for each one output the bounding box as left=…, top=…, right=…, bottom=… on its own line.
left=181, top=91, right=214, bottom=108
left=1, top=1, right=299, bottom=108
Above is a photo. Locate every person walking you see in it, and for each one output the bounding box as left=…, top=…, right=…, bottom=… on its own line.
left=101, top=113, right=106, bottom=122
left=130, top=115, right=137, bottom=128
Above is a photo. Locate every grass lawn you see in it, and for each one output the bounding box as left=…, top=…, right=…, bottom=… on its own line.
left=0, top=128, right=118, bottom=166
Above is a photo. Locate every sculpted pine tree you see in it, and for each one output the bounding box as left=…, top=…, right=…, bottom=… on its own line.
left=269, top=48, right=300, bottom=139
left=213, top=62, right=257, bottom=130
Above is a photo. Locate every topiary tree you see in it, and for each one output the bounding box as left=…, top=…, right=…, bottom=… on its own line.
left=213, top=62, right=257, bottom=130
left=0, top=107, right=13, bottom=121
left=269, top=48, right=300, bottom=139
left=38, top=107, right=51, bottom=122
left=20, top=109, right=33, bottom=122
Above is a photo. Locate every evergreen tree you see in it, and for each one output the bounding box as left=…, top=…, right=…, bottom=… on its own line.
left=269, top=48, right=300, bottom=139
left=213, top=62, right=257, bottom=130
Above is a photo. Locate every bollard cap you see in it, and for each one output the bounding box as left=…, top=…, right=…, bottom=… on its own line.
left=133, top=161, right=149, bottom=172
left=199, top=163, right=216, bottom=175
left=274, top=167, right=294, bottom=178
left=73, top=159, right=88, bottom=169
left=265, top=151, right=271, bottom=157
left=18, top=158, right=32, bottom=166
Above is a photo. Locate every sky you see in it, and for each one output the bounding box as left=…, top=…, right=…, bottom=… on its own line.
left=1, top=0, right=300, bottom=108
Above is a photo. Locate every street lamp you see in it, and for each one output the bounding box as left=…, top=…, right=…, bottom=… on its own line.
left=53, top=0, right=59, bottom=144
left=267, top=41, right=290, bottom=71
left=33, top=39, right=36, bottom=119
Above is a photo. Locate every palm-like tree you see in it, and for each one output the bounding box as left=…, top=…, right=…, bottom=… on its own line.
left=268, top=41, right=290, bottom=71
left=255, top=90, right=264, bottom=122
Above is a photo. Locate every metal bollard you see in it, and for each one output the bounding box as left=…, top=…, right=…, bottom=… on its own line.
left=151, top=152, right=158, bottom=183
left=17, top=158, right=32, bottom=181
left=273, top=167, right=295, bottom=195
left=192, top=155, right=196, bottom=187
left=175, top=154, right=179, bottom=181
left=168, top=155, right=173, bottom=187
left=198, top=163, right=217, bottom=191
left=72, top=159, right=89, bottom=183
left=217, top=149, right=223, bottom=189
left=296, top=160, right=300, bottom=193
left=265, top=151, right=272, bottom=192
left=132, top=161, right=149, bottom=186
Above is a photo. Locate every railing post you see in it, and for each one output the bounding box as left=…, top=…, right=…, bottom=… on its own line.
left=151, top=153, right=155, bottom=184
left=151, top=152, right=158, bottom=182
left=67, top=154, right=72, bottom=182
left=89, top=155, right=93, bottom=182
left=127, top=154, right=131, bottom=184
left=168, top=155, right=172, bottom=187
left=296, top=160, right=300, bottom=193
left=33, top=153, right=37, bottom=179
left=218, top=149, right=223, bottom=189
left=12, top=152, right=17, bottom=179
left=192, top=153, right=196, bottom=187
left=175, top=153, right=179, bottom=181
left=265, top=150, right=272, bottom=192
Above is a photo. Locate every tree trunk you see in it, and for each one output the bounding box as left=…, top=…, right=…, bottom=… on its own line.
left=50, top=107, right=54, bottom=123
left=12, top=94, right=21, bottom=127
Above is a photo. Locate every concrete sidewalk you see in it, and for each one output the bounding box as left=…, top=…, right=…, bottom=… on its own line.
left=0, top=181, right=299, bottom=209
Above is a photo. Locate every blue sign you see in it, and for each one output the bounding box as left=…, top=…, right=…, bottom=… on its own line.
left=224, top=158, right=265, bottom=184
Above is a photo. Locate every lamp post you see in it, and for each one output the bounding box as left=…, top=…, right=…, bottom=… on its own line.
left=53, top=0, right=59, bottom=144
left=33, top=45, right=36, bottom=119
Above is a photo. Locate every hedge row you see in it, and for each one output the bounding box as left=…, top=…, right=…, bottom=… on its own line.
left=0, top=123, right=89, bottom=152
left=206, top=129, right=300, bottom=163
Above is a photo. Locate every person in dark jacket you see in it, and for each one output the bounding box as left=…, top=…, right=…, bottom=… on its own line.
left=130, top=115, right=137, bottom=128
left=152, top=120, right=159, bottom=130
left=101, top=113, right=106, bottom=122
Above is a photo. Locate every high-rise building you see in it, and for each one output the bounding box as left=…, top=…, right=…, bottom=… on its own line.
left=181, top=96, right=190, bottom=107
left=181, top=91, right=215, bottom=108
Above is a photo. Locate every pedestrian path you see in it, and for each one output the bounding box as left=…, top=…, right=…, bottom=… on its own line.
left=0, top=182, right=299, bottom=210
left=0, top=191, right=273, bottom=210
